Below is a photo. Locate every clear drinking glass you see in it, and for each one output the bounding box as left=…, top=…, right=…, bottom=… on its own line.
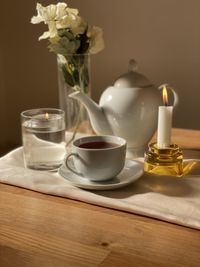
left=21, top=108, right=66, bottom=171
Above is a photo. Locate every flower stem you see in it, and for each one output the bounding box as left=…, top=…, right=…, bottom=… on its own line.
left=66, top=104, right=83, bottom=147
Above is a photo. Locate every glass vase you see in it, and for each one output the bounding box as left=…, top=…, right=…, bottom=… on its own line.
left=57, top=54, right=93, bottom=150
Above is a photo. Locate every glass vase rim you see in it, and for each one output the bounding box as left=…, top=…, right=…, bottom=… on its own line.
left=57, top=53, right=90, bottom=56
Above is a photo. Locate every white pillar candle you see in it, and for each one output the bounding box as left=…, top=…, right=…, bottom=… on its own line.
left=157, top=86, right=173, bottom=148
left=157, top=106, right=173, bottom=148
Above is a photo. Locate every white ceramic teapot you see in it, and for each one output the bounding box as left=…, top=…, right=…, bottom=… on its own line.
left=70, top=59, right=178, bottom=158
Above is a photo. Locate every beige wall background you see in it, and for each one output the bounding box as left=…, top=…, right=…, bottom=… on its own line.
left=0, top=0, right=200, bottom=149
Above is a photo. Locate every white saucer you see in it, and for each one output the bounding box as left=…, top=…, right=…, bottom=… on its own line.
left=58, top=159, right=143, bottom=190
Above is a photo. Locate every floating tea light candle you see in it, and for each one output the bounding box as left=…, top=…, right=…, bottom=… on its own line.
left=21, top=108, right=66, bottom=171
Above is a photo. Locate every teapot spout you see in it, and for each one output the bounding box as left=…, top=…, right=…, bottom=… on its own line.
left=69, top=91, right=113, bottom=135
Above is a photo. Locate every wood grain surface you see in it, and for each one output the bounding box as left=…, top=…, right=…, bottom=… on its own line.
left=0, top=128, right=200, bottom=267
left=151, top=128, right=200, bottom=149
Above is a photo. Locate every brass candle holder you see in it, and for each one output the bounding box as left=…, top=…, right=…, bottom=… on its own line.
left=144, top=143, right=183, bottom=176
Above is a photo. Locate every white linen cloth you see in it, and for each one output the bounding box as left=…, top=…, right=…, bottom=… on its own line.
left=0, top=147, right=200, bottom=230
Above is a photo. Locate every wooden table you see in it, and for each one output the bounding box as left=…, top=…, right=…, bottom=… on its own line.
left=0, top=129, right=200, bottom=267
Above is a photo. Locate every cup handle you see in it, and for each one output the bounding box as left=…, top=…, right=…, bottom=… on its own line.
left=158, top=84, right=179, bottom=107
left=65, top=153, right=82, bottom=176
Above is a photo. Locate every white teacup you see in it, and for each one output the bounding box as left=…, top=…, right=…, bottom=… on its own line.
left=65, top=135, right=127, bottom=181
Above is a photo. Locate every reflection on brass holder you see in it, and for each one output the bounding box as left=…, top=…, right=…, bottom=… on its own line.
left=144, top=143, right=183, bottom=176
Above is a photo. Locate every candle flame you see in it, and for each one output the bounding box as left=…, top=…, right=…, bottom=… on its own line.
left=45, top=113, right=49, bottom=120
left=162, top=86, right=168, bottom=106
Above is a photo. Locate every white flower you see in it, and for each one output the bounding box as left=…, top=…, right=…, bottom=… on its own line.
left=31, top=2, right=69, bottom=39
left=87, top=26, right=104, bottom=54
left=56, top=8, right=87, bottom=35
left=31, top=2, right=68, bottom=23
left=31, top=2, right=104, bottom=55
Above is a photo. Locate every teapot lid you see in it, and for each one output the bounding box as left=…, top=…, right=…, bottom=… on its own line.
left=114, top=59, right=152, bottom=88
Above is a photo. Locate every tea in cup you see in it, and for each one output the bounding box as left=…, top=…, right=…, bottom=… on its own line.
left=65, top=135, right=127, bottom=181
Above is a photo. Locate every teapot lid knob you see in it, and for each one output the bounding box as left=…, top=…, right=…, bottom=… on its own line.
left=114, top=59, right=153, bottom=88
left=128, top=59, right=138, bottom=72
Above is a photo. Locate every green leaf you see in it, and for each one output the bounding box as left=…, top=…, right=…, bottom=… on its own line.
left=61, top=65, right=74, bottom=86
left=73, top=69, right=80, bottom=86
left=77, top=30, right=90, bottom=54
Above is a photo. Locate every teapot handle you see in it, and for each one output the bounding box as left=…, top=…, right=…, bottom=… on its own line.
left=158, top=84, right=179, bottom=107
